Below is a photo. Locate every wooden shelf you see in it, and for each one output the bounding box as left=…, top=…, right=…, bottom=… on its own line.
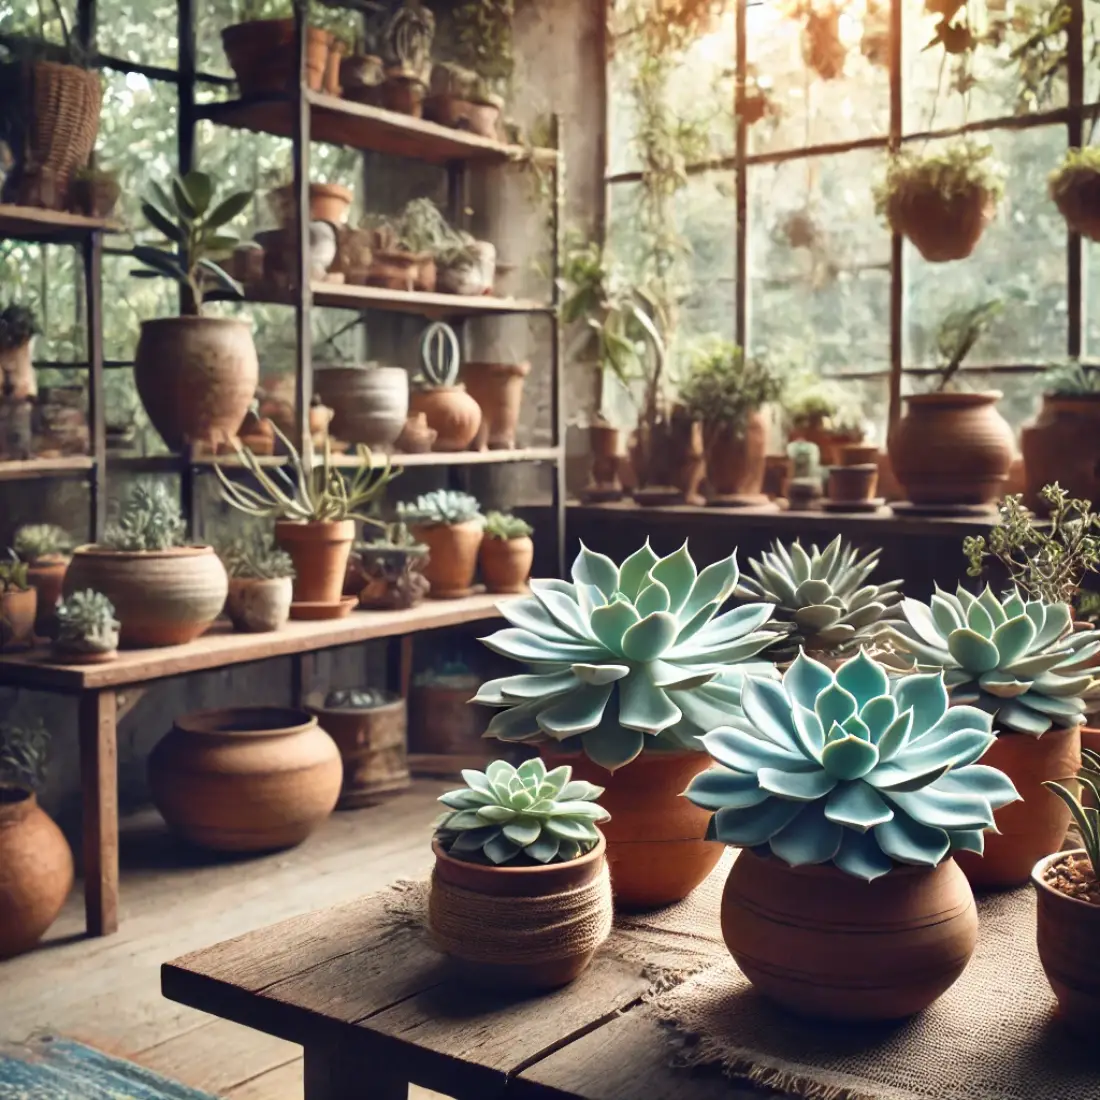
left=0, top=456, right=94, bottom=481
left=0, top=205, right=121, bottom=242
left=197, top=90, right=558, bottom=165
left=332, top=446, right=561, bottom=469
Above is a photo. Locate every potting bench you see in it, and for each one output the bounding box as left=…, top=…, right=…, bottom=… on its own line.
left=0, top=594, right=505, bottom=939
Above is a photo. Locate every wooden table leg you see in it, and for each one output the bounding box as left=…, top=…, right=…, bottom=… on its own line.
left=304, top=1042, right=407, bottom=1099
left=79, top=688, right=118, bottom=937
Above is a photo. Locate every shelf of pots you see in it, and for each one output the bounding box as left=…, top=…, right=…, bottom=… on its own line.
left=428, top=758, right=613, bottom=990
left=480, top=512, right=534, bottom=594
left=0, top=719, right=73, bottom=959
left=221, top=534, right=295, bottom=633
left=397, top=489, right=486, bottom=599
left=409, top=321, right=483, bottom=452
left=0, top=204, right=121, bottom=241
left=13, top=523, right=74, bottom=639
left=0, top=557, right=37, bottom=653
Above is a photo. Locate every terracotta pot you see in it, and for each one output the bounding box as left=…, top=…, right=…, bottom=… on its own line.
left=461, top=361, right=530, bottom=450
left=381, top=75, right=425, bottom=116
left=669, top=414, right=706, bottom=505
left=394, top=412, right=436, bottom=453
left=0, top=789, right=74, bottom=959
left=0, top=340, right=36, bottom=401
left=705, top=412, right=768, bottom=500
left=314, top=366, right=409, bottom=449
left=134, top=317, right=258, bottom=453
left=722, top=850, right=977, bottom=1021
left=1021, top=394, right=1100, bottom=512
left=630, top=420, right=684, bottom=502
left=409, top=386, right=482, bottom=452
left=323, top=39, right=345, bottom=95
left=27, top=557, right=68, bottom=639
left=64, top=546, right=227, bottom=648
left=340, top=53, right=384, bottom=102
left=0, top=586, right=36, bottom=652
left=788, top=421, right=862, bottom=467
left=828, top=463, right=878, bottom=502
left=1032, top=850, right=1100, bottom=1034
left=308, top=695, right=410, bottom=809
left=410, top=521, right=483, bottom=598
left=356, top=546, right=431, bottom=609
left=890, top=184, right=995, bottom=263
left=149, top=707, right=341, bottom=852
left=364, top=250, right=419, bottom=291
left=72, top=174, right=120, bottom=218
left=539, top=749, right=722, bottom=909
left=480, top=536, right=533, bottom=594
left=586, top=422, right=624, bottom=499
left=270, top=182, right=354, bottom=226
left=423, top=95, right=501, bottom=138
left=888, top=391, right=1014, bottom=506
left=1082, top=726, right=1100, bottom=758
left=409, top=676, right=490, bottom=757
left=840, top=443, right=879, bottom=466
left=429, top=835, right=610, bottom=989
left=957, top=727, right=1080, bottom=889
left=225, top=576, right=293, bottom=633
left=274, top=520, right=355, bottom=606
left=414, top=255, right=437, bottom=293
left=221, top=20, right=331, bottom=94
left=763, top=453, right=791, bottom=500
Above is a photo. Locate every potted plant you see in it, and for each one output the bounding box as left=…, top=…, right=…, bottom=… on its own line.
left=429, top=758, right=612, bottom=989
left=13, top=523, right=73, bottom=638
left=479, top=511, right=533, bottom=594
left=1035, top=749, right=1100, bottom=1034
left=462, top=360, right=530, bottom=450
left=784, top=375, right=863, bottom=466
left=679, top=339, right=784, bottom=506
left=0, top=720, right=73, bottom=958
left=475, top=541, right=783, bottom=907
left=888, top=299, right=1016, bottom=507
left=398, top=490, right=484, bottom=599
left=221, top=0, right=333, bottom=95
left=684, top=652, right=1019, bottom=1021
left=268, top=180, right=354, bottom=226
left=408, top=322, right=482, bottom=452
left=53, top=589, right=120, bottom=663
left=354, top=522, right=430, bottom=609
left=313, top=363, right=409, bottom=451
left=380, top=1, right=435, bottom=115
left=874, top=141, right=1005, bottom=262
left=0, top=304, right=39, bottom=402
left=72, top=164, right=120, bottom=218
left=221, top=534, right=295, bottom=633
left=435, top=233, right=496, bottom=296
left=0, top=555, right=35, bottom=652
left=397, top=197, right=452, bottom=292
left=1049, top=146, right=1100, bottom=242
left=425, top=63, right=503, bottom=139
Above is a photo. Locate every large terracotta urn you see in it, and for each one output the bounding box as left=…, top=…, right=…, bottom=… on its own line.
left=461, top=361, right=530, bottom=450
left=705, top=410, right=768, bottom=503
left=1021, top=394, right=1100, bottom=511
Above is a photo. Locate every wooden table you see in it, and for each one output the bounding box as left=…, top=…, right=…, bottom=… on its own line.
left=0, top=595, right=505, bottom=939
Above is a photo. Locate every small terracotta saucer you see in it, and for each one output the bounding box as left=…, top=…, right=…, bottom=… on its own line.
left=290, top=595, right=357, bottom=621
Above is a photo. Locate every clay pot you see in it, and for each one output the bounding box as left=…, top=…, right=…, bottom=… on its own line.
left=888, top=392, right=1014, bottom=506
left=365, top=250, right=419, bottom=291
left=0, top=587, right=35, bottom=652
left=308, top=695, right=410, bottom=809
left=1052, top=170, right=1100, bottom=241
left=705, top=411, right=768, bottom=501
left=585, top=422, right=624, bottom=500
left=27, top=557, right=68, bottom=639
left=356, top=546, right=431, bottom=609
left=269, top=182, right=354, bottom=226
left=73, top=174, right=120, bottom=218
left=408, top=675, right=490, bottom=757
left=828, top=463, right=878, bottom=502
left=380, top=75, right=425, bottom=116
left=313, top=366, right=409, bottom=449
left=134, top=317, right=259, bottom=453
left=394, top=412, right=437, bottom=453
left=225, top=577, right=293, bottom=633
left=840, top=443, right=879, bottom=465
left=539, top=749, right=723, bottom=909
left=323, top=39, right=345, bottom=95
left=437, top=242, right=496, bottom=296
left=256, top=222, right=338, bottom=281
left=890, top=184, right=996, bottom=263
left=1021, top=394, right=1100, bottom=511
left=788, top=421, right=861, bottom=468
left=221, top=20, right=331, bottom=95
left=461, top=361, right=530, bottom=450
left=0, top=789, right=74, bottom=959
left=0, top=340, right=36, bottom=401
left=409, top=386, right=482, bottom=452
left=480, top=536, right=533, bottom=594
left=423, top=95, right=501, bottom=138
left=957, top=726, right=1080, bottom=889
left=429, top=835, right=610, bottom=989
left=414, top=255, right=437, bottom=293
left=670, top=413, right=706, bottom=505
left=722, top=850, right=977, bottom=1021
left=1032, top=849, right=1100, bottom=1034
left=64, top=546, right=228, bottom=648
left=763, top=454, right=791, bottom=500
left=148, top=707, right=341, bottom=852
left=410, top=520, right=483, bottom=598
left=274, top=520, right=355, bottom=607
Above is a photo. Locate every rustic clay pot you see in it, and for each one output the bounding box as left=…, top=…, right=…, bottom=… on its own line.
left=461, top=361, right=529, bottom=450
left=1032, top=849, right=1100, bottom=1034
left=27, top=557, right=68, bottom=638
left=0, top=587, right=37, bottom=651
left=705, top=411, right=768, bottom=501
left=429, top=834, right=610, bottom=989
left=957, top=727, right=1080, bottom=889
left=221, top=19, right=331, bottom=94
left=584, top=421, right=624, bottom=500
left=1021, top=394, right=1100, bottom=512
left=313, top=366, right=409, bottom=449
left=0, top=788, right=74, bottom=959
left=225, top=577, right=293, bottom=633
left=340, top=53, right=384, bottom=102
left=840, top=443, right=879, bottom=465
left=73, top=174, right=120, bottom=218
left=364, top=250, right=419, bottom=290
left=540, top=749, right=722, bottom=909
left=828, top=463, right=878, bottom=502
left=134, top=317, right=259, bottom=453
left=308, top=694, right=410, bottom=808
left=888, top=392, right=1015, bottom=506
left=275, top=519, right=355, bottom=607
left=480, top=535, right=533, bottom=594
left=414, top=255, right=437, bottom=293
left=0, top=340, right=36, bottom=401
left=409, top=386, right=482, bottom=452
left=423, top=95, right=500, bottom=138
left=394, top=412, right=437, bottom=453
left=410, top=520, right=483, bottom=598
left=408, top=675, right=491, bottom=758
left=722, top=850, right=977, bottom=1021
left=269, top=182, right=354, bottom=226
left=630, top=420, right=685, bottom=505
left=892, top=184, right=995, bottom=263
left=380, top=75, right=425, bottom=116
left=149, top=707, right=341, bottom=852
left=323, top=39, right=345, bottom=95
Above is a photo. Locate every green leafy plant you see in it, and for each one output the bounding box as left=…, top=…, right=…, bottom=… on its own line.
left=679, top=339, right=784, bottom=436
left=484, top=511, right=532, bottom=540
left=1049, top=146, right=1100, bottom=239
left=882, top=584, right=1100, bottom=737
left=434, top=758, right=608, bottom=866
left=132, top=170, right=253, bottom=315
left=0, top=719, right=51, bottom=793
left=449, top=0, right=515, bottom=89
left=397, top=490, right=483, bottom=527
left=931, top=298, right=1003, bottom=391
left=1043, top=358, right=1100, bottom=396
left=0, top=556, right=29, bottom=592
left=0, top=304, right=38, bottom=352
left=963, top=485, right=1100, bottom=604
left=1045, top=747, right=1100, bottom=878
left=398, top=198, right=461, bottom=256
left=13, top=524, right=72, bottom=563
left=684, top=651, right=1020, bottom=881
left=102, top=482, right=187, bottom=551
left=783, top=374, right=862, bottom=432
left=220, top=535, right=295, bottom=580
left=474, top=542, right=783, bottom=772
left=56, top=589, right=120, bottom=654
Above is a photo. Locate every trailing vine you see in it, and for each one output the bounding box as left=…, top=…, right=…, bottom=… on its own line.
left=450, top=0, right=515, bottom=93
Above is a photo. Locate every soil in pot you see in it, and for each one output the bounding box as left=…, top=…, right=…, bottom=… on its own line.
left=27, top=558, right=67, bottom=638
left=480, top=536, right=533, bottom=594
left=225, top=577, right=293, bottom=633
left=461, top=361, right=529, bottom=450
left=410, top=521, right=483, bottom=598
left=722, top=850, right=977, bottom=1021
left=828, top=463, right=879, bottom=503
left=704, top=412, right=768, bottom=503
left=314, top=365, right=409, bottom=450
left=409, top=386, right=482, bottom=452
left=540, top=749, right=723, bottom=908
left=1021, top=394, right=1100, bottom=511
left=0, top=588, right=37, bottom=651
left=894, top=185, right=995, bottom=263
left=275, top=520, right=355, bottom=608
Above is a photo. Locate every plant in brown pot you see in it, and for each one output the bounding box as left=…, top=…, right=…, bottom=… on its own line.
left=221, top=0, right=332, bottom=95
left=475, top=541, right=785, bottom=908
left=0, top=720, right=73, bottom=958
left=355, top=522, right=431, bottom=609
left=408, top=322, right=483, bottom=451
left=13, top=523, right=73, bottom=638
left=53, top=589, right=119, bottom=663
left=397, top=490, right=484, bottom=599
left=429, top=757, right=612, bottom=990
left=220, top=534, right=294, bottom=633
left=479, top=511, right=533, bottom=594
left=1049, top=146, right=1100, bottom=242
left=379, top=1, right=434, bottom=115
left=462, top=359, right=530, bottom=449
left=684, top=652, right=1019, bottom=1021
left=0, top=555, right=36, bottom=652
left=425, top=63, right=504, bottom=138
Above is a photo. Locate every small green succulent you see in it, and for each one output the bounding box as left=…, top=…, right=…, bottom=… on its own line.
left=484, top=511, right=533, bottom=540
left=882, top=586, right=1100, bottom=737
left=398, top=490, right=483, bottom=527
left=685, top=651, right=1020, bottom=881
left=736, top=537, right=903, bottom=659
left=13, top=524, right=73, bottom=563
left=1045, top=747, right=1100, bottom=878
left=221, top=535, right=295, bottom=580
left=434, top=758, right=609, bottom=866
left=0, top=555, right=29, bottom=593
left=56, top=590, right=120, bottom=654
left=475, top=542, right=783, bottom=771
left=103, top=482, right=187, bottom=552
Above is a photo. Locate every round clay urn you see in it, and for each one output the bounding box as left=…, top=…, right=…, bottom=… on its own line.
left=274, top=519, right=355, bottom=606
left=705, top=411, right=768, bottom=501
left=0, top=788, right=74, bottom=958
left=313, top=365, right=409, bottom=449
left=479, top=535, right=533, bottom=594
left=722, top=850, right=978, bottom=1021
left=410, top=521, right=483, bottom=598
left=1021, top=394, right=1100, bottom=511
left=888, top=391, right=1015, bottom=505
left=461, top=361, right=530, bottom=450
left=539, top=749, right=723, bottom=909
left=148, top=707, right=342, bottom=852
left=408, top=385, right=482, bottom=452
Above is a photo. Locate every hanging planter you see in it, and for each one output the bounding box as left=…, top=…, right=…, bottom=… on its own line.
left=798, top=3, right=847, bottom=81
left=1049, top=147, right=1100, bottom=242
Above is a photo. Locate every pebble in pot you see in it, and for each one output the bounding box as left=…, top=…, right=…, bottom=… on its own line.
left=479, top=511, right=533, bottom=594
left=408, top=321, right=482, bottom=452
left=429, top=757, right=612, bottom=990
left=53, top=589, right=120, bottom=664
left=220, top=534, right=295, bottom=633
left=13, top=523, right=73, bottom=639
left=398, top=490, right=484, bottom=600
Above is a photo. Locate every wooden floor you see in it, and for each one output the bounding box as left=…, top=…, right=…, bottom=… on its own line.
left=1, top=781, right=453, bottom=1099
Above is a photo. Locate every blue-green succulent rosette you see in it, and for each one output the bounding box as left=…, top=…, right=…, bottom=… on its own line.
left=473, top=541, right=785, bottom=772
left=685, top=650, right=1020, bottom=881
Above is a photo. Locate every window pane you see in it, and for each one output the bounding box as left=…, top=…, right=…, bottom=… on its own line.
left=98, top=0, right=178, bottom=68
left=196, top=0, right=235, bottom=78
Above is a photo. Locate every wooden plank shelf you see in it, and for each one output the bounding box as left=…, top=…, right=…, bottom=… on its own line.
left=0, top=204, right=122, bottom=242
left=0, top=456, right=94, bottom=481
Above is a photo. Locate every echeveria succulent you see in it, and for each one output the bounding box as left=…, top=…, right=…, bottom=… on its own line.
left=434, top=758, right=608, bottom=865
left=882, top=585, right=1100, bottom=737
left=685, top=651, right=1020, bottom=881
left=475, top=542, right=783, bottom=771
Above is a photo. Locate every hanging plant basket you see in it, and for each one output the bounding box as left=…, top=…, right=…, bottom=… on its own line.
left=1049, top=148, right=1100, bottom=242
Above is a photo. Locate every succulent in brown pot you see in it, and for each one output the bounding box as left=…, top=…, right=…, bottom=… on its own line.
left=0, top=555, right=35, bottom=652
left=220, top=533, right=295, bottom=633
left=398, top=490, right=484, bottom=599
left=13, top=523, right=73, bottom=638
left=479, top=511, right=533, bottom=594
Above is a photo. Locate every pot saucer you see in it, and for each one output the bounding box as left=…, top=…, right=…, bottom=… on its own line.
left=290, top=596, right=357, bottom=621
left=632, top=487, right=685, bottom=507
left=707, top=493, right=773, bottom=509
left=822, top=497, right=887, bottom=514
left=890, top=500, right=997, bottom=517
